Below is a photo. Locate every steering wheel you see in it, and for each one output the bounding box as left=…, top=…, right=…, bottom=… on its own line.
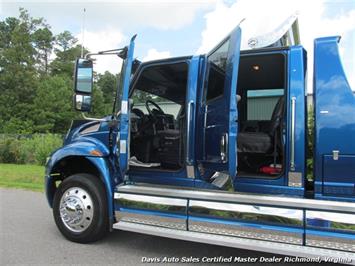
left=131, top=108, right=145, bottom=118
left=145, top=100, right=165, bottom=119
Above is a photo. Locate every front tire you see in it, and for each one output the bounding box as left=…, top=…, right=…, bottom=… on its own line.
left=53, top=173, right=109, bottom=243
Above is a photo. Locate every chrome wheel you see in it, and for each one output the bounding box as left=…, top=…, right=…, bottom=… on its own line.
left=59, top=187, right=94, bottom=233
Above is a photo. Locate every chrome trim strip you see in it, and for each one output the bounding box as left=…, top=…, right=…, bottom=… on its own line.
left=189, top=220, right=302, bottom=245
left=189, top=200, right=303, bottom=245
left=290, top=96, right=296, bottom=170
left=306, top=211, right=355, bottom=232
left=116, top=193, right=187, bottom=213
left=115, top=185, right=355, bottom=213
left=190, top=200, right=303, bottom=227
left=186, top=100, right=193, bottom=164
left=114, top=221, right=355, bottom=264
left=115, top=193, right=187, bottom=230
left=79, top=123, right=100, bottom=135
left=186, top=165, right=195, bottom=179
left=306, top=210, right=355, bottom=252
left=220, top=133, right=228, bottom=163
left=115, top=211, right=186, bottom=230
left=306, top=234, right=355, bottom=253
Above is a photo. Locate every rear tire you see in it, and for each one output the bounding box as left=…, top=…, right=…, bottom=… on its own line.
left=53, top=173, right=109, bottom=243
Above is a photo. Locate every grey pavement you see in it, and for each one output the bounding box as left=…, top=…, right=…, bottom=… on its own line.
left=0, top=188, right=337, bottom=266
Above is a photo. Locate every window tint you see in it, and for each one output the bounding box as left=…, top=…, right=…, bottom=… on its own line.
left=247, top=89, right=284, bottom=120
left=206, top=39, right=229, bottom=101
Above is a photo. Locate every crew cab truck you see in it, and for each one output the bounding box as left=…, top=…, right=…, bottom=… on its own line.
left=45, top=17, right=355, bottom=261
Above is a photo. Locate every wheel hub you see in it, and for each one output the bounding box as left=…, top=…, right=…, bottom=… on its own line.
left=59, top=187, right=94, bottom=233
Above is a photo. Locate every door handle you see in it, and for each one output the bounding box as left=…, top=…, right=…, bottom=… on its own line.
left=186, top=100, right=194, bottom=164
left=290, top=97, right=296, bottom=170
left=220, top=133, right=228, bottom=163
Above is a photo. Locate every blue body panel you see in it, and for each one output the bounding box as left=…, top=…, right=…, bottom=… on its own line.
left=199, top=27, right=241, bottom=178
left=129, top=168, right=194, bottom=187
left=119, top=36, right=136, bottom=176
left=86, top=156, right=115, bottom=221
left=313, top=36, right=355, bottom=201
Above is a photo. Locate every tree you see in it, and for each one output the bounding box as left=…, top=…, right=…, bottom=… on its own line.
left=96, top=71, right=118, bottom=104
left=0, top=9, right=115, bottom=134
left=50, top=45, right=89, bottom=78
left=50, top=31, right=85, bottom=78
left=32, top=27, right=54, bottom=74
left=32, top=76, right=77, bottom=133
left=0, top=9, right=40, bottom=132
left=90, top=86, right=108, bottom=117
left=54, top=31, right=78, bottom=53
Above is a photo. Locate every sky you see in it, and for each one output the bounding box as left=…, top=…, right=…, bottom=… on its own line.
left=1, top=0, right=354, bottom=93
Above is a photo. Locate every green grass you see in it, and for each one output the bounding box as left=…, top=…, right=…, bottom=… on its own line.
left=0, top=163, right=44, bottom=191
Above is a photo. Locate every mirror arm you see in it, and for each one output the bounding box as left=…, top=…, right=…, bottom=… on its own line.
left=81, top=113, right=109, bottom=122
left=85, top=47, right=127, bottom=60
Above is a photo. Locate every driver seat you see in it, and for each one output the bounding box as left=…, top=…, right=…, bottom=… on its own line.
left=155, top=109, right=185, bottom=168
left=152, top=109, right=175, bottom=131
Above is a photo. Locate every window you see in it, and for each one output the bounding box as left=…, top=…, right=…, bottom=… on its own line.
left=206, top=39, right=230, bottom=101
left=131, top=62, right=188, bottom=119
left=131, top=90, right=181, bottom=119
left=247, top=89, right=284, bottom=120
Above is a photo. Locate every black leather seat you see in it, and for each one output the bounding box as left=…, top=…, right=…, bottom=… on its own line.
left=237, top=97, right=284, bottom=154
left=156, top=129, right=181, bottom=167
left=237, top=132, right=272, bottom=153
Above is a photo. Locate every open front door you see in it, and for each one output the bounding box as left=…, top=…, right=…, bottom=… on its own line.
left=119, top=36, right=136, bottom=176
left=201, top=26, right=241, bottom=178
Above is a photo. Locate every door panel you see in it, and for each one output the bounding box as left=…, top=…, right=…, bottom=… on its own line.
left=201, top=27, right=241, bottom=178
left=186, top=56, right=200, bottom=178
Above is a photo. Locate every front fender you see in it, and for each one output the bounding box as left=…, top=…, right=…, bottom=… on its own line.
left=46, top=137, right=110, bottom=170
left=45, top=138, right=115, bottom=223
left=86, top=156, right=115, bottom=223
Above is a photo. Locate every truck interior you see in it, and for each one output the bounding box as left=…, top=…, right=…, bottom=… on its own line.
left=128, top=52, right=287, bottom=179
left=236, top=52, right=286, bottom=178
left=128, top=61, right=189, bottom=171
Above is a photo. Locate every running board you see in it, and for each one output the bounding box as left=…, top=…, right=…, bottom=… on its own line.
left=116, top=184, right=355, bottom=213
left=115, top=184, right=355, bottom=255
left=113, top=221, right=355, bottom=264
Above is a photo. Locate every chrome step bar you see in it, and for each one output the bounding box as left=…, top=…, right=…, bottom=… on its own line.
left=113, top=221, right=355, bottom=264
left=114, top=184, right=355, bottom=255
left=116, top=184, right=355, bottom=213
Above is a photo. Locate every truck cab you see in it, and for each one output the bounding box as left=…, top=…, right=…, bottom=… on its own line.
left=45, top=17, right=355, bottom=260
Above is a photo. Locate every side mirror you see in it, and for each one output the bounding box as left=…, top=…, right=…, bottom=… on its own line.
left=74, top=94, right=92, bottom=112
left=74, top=58, right=93, bottom=112
left=74, top=58, right=93, bottom=94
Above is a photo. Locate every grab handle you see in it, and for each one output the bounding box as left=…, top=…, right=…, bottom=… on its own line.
left=290, top=97, right=296, bottom=170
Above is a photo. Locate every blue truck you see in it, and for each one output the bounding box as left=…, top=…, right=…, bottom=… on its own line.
left=45, top=17, right=355, bottom=261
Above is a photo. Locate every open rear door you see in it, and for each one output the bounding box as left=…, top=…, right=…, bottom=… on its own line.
left=119, top=36, right=136, bottom=176
left=201, top=26, right=241, bottom=178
